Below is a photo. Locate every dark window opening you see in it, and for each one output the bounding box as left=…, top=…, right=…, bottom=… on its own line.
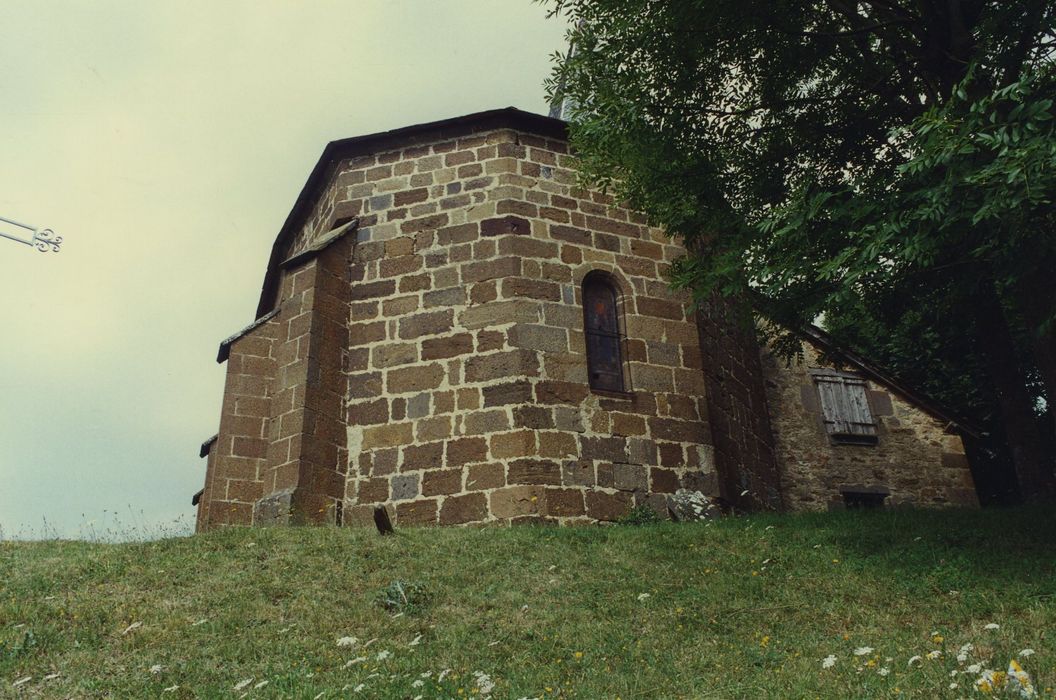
left=842, top=491, right=888, bottom=509
left=583, top=274, right=625, bottom=393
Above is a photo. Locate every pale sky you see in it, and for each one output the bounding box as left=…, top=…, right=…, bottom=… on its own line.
left=0, top=1, right=569, bottom=539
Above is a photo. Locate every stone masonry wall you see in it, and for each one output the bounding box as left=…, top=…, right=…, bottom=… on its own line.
left=198, top=316, right=279, bottom=528
left=263, top=124, right=719, bottom=527
left=695, top=296, right=782, bottom=510
left=762, top=342, right=978, bottom=510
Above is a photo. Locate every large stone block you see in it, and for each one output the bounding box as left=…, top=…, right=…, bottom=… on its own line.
left=585, top=491, right=632, bottom=521
left=386, top=363, right=445, bottom=394
left=361, top=423, right=414, bottom=450
left=446, top=437, right=488, bottom=466
left=398, top=310, right=454, bottom=340
left=489, top=486, right=543, bottom=519
left=464, top=349, right=539, bottom=383
left=439, top=493, right=488, bottom=525
left=507, top=324, right=568, bottom=353
left=508, top=458, right=562, bottom=485
left=459, top=300, right=540, bottom=330
left=395, top=499, right=438, bottom=525
left=422, top=468, right=463, bottom=496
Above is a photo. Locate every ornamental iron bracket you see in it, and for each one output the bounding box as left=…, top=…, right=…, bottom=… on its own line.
left=0, top=214, right=62, bottom=252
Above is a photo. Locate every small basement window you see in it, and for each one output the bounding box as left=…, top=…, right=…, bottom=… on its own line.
left=811, top=369, right=878, bottom=445
left=842, top=491, right=888, bottom=509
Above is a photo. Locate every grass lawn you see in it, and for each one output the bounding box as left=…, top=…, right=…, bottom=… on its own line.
left=1, top=506, right=1053, bottom=698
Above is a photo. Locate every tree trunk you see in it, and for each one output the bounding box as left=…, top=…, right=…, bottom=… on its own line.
left=972, top=278, right=1055, bottom=501
left=1012, top=265, right=1056, bottom=440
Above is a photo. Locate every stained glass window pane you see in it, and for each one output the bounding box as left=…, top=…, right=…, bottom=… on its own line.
left=583, top=276, right=624, bottom=392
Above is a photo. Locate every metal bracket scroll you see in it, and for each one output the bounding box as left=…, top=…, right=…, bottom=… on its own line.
left=0, top=214, right=63, bottom=252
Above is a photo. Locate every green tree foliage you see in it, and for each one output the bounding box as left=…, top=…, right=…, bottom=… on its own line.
left=545, top=0, right=1056, bottom=499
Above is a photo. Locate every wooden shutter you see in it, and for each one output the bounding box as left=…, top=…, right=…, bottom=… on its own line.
left=813, top=372, right=877, bottom=443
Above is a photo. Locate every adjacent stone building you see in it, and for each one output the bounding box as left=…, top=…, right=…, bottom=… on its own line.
left=192, top=108, right=977, bottom=531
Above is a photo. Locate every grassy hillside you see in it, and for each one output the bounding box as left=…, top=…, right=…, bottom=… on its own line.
left=1, top=507, right=1054, bottom=699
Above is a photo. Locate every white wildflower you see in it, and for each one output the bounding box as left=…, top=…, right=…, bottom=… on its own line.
left=122, top=621, right=143, bottom=635
left=1019, top=649, right=1035, bottom=657
left=12, top=677, right=32, bottom=687
left=254, top=680, right=269, bottom=689
left=420, top=672, right=432, bottom=678
left=927, top=650, right=942, bottom=659
left=949, top=682, right=959, bottom=690
left=984, top=623, right=1000, bottom=630
left=907, top=655, right=923, bottom=666
left=960, top=643, right=974, bottom=654
left=149, top=664, right=164, bottom=675
left=822, top=655, right=837, bottom=669
left=967, top=663, right=982, bottom=674
left=376, top=650, right=392, bottom=661
left=412, top=679, right=424, bottom=688
left=233, top=679, right=253, bottom=691
left=878, top=667, right=890, bottom=676
left=409, top=634, right=422, bottom=647
left=353, top=686, right=365, bottom=694
left=438, top=668, right=452, bottom=682
left=337, top=636, right=359, bottom=647
left=636, top=593, right=651, bottom=601
left=472, top=671, right=495, bottom=696
left=957, top=652, right=968, bottom=663
left=853, top=647, right=874, bottom=656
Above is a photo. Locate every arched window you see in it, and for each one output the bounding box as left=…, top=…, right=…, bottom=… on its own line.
left=582, top=273, right=625, bottom=392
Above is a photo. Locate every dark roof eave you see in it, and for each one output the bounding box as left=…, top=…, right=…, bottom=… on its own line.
left=199, top=434, right=219, bottom=458
left=216, top=308, right=279, bottom=363
left=253, top=107, right=568, bottom=318
left=798, top=324, right=984, bottom=439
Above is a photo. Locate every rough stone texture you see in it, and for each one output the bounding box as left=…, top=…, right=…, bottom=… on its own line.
left=695, top=295, right=782, bottom=511
left=762, top=342, right=978, bottom=511
left=195, top=112, right=977, bottom=532
left=295, top=124, right=721, bottom=527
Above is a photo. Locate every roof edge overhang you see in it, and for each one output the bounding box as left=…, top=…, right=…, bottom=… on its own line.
left=253, top=106, right=568, bottom=318
left=797, top=324, right=984, bottom=439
